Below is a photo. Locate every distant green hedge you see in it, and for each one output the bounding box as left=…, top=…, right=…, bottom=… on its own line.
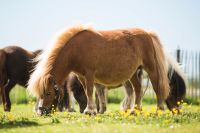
left=4, top=86, right=199, bottom=105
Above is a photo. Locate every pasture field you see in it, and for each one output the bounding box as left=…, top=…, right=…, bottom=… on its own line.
left=0, top=102, right=200, bottom=133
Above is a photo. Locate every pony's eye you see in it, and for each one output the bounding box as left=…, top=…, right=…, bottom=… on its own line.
left=46, top=92, right=51, bottom=96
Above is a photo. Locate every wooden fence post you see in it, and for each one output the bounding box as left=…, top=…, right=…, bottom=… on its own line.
left=176, top=49, right=181, bottom=63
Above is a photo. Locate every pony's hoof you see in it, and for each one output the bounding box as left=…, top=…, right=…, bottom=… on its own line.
left=121, top=106, right=130, bottom=112
left=99, top=109, right=105, bottom=114
left=99, top=106, right=106, bottom=114
left=84, top=107, right=97, bottom=115
left=129, top=110, right=135, bottom=115
left=129, top=108, right=141, bottom=115
left=4, top=108, right=11, bottom=112
left=67, top=108, right=76, bottom=112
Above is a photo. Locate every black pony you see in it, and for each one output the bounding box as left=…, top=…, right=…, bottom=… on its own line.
left=0, top=46, right=42, bottom=111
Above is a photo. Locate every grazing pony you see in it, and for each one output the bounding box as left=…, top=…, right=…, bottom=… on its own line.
left=95, top=65, right=186, bottom=113
left=58, top=60, right=186, bottom=114
left=0, top=46, right=42, bottom=111
left=28, top=24, right=170, bottom=115
left=95, top=33, right=186, bottom=113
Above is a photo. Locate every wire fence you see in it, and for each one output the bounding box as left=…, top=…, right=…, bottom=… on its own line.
left=178, top=49, right=200, bottom=100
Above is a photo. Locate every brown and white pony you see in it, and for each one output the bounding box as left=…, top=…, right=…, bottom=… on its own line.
left=28, top=24, right=170, bottom=115
left=95, top=60, right=186, bottom=113
left=57, top=61, right=186, bottom=114
left=95, top=33, right=187, bottom=113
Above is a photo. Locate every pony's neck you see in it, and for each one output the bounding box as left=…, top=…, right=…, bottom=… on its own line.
left=51, top=49, right=70, bottom=86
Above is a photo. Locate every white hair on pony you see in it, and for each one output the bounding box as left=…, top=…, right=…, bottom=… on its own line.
left=27, top=24, right=94, bottom=98
left=164, top=50, right=187, bottom=83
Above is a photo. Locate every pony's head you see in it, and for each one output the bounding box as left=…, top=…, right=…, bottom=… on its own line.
left=38, top=78, right=64, bottom=115
left=28, top=72, right=63, bottom=115
left=164, top=50, right=187, bottom=111
left=166, top=69, right=186, bottom=111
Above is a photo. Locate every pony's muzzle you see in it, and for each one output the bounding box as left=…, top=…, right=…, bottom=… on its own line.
left=38, top=107, right=51, bottom=115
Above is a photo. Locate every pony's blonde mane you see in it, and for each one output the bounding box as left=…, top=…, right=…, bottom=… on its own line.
left=27, top=24, right=94, bottom=98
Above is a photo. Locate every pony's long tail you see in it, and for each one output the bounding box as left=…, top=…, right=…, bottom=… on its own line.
left=148, top=32, right=170, bottom=101
left=0, top=49, right=7, bottom=93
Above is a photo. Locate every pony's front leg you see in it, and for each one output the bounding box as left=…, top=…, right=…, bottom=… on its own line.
left=147, top=70, right=165, bottom=111
left=83, top=74, right=96, bottom=115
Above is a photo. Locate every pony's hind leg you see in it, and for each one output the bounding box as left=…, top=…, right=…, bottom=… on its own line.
left=130, top=69, right=143, bottom=111
left=2, top=81, right=15, bottom=111
left=63, top=82, right=76, bottom=112
left=57, top=83, right=67, bottom=112
left=121, top=81, right=135, bottom=111
left=95, top=83, right=107, bottom=114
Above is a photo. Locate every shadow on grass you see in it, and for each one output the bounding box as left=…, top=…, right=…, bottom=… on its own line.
left=0, top=117, right=61, bottom=129
left=0, top=121, right=38, bottom=129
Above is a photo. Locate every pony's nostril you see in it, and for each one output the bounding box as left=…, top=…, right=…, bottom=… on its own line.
left=37, top=107, right=48, bottom=115
left=36, top=108, right=43, bottom=115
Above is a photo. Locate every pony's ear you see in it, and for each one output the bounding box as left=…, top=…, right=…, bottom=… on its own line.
left=33, top=49, right=43, bottom=55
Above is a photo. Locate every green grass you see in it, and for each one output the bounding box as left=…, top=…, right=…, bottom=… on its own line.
left=0, top=103, right=200, bottom=133
left=0, top=85, right=199, bottom=132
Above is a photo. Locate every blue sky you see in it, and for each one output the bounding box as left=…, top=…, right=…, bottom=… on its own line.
left=0, top=0, right=200, bottom=52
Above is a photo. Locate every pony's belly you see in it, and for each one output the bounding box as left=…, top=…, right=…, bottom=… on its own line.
left=94, top=70, right=134, bottom=87
left=94, top=56, right=139, bottom=86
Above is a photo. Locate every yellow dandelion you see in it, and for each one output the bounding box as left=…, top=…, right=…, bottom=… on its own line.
left=157, top=110, right=163, bottom=116
left=172, top=108, right=178, bottom=114
left=7, top=113, right=14, bottom=121
left=124, top=112, right=129, bottom=117
left=126, top=109, right=131, bottom=113
left=134, top=109, right=140, bottom=116
left=119, top=111, right=125, bottom=116
left=177, top=101, right=181, bottom=105
left=142, top=107, right=146, bottom=111
left=144, top=112, right=150, bottom=117
left=179, top=109, right=183, bottom=113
